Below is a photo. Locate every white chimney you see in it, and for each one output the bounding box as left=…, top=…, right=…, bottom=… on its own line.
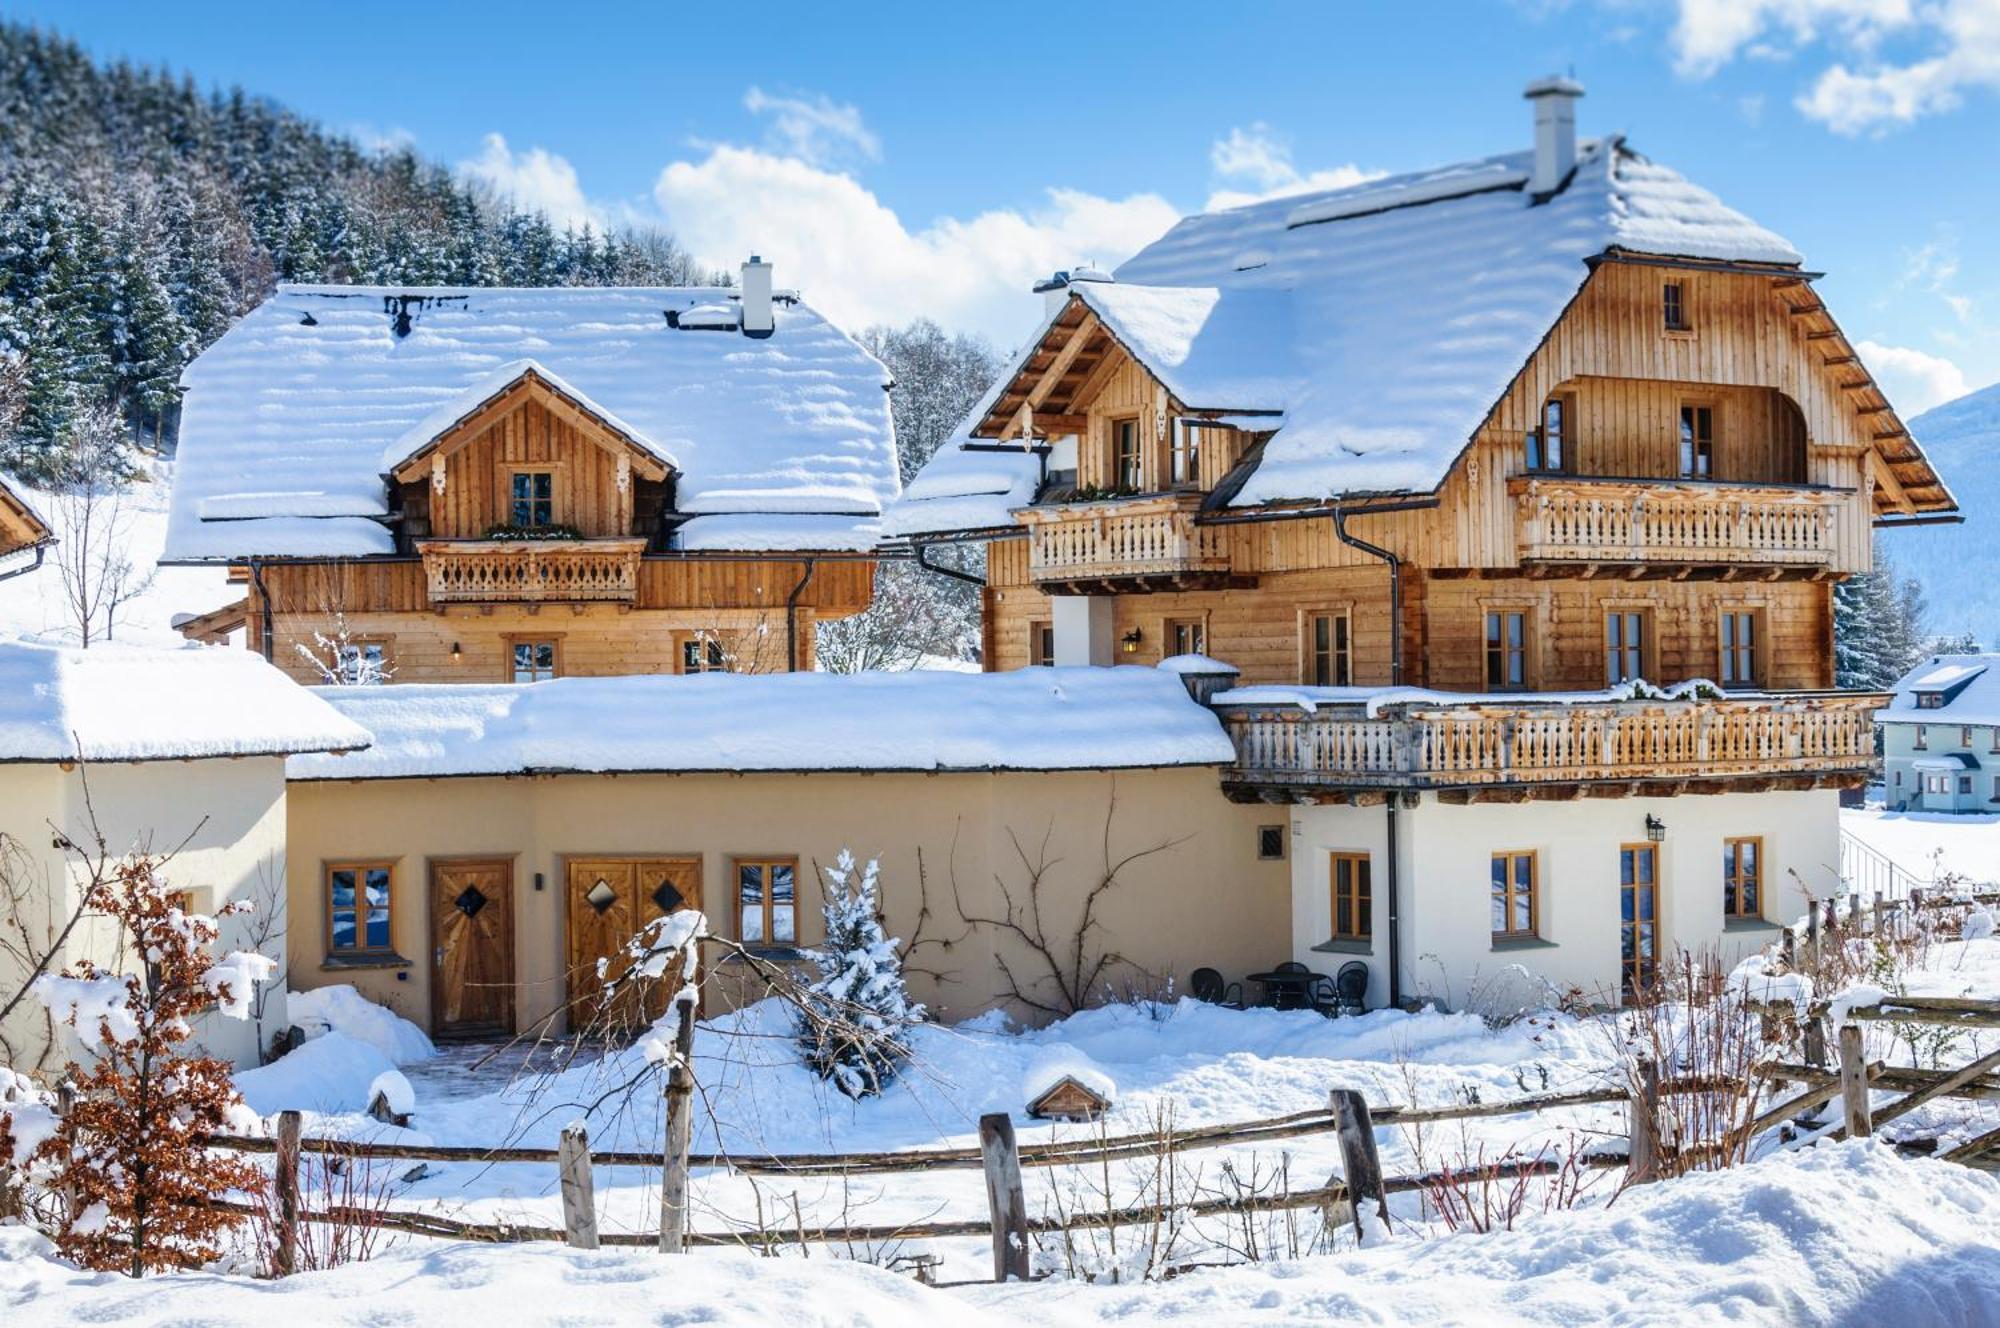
left=1523, top=76, right=1584, bottom=198
left=740, top=254, right=774, bottom=337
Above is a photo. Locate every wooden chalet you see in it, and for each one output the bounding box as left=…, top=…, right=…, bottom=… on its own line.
left=0, top=471, right=54, bottom=577
left=162, top=262, right=895, bottom=683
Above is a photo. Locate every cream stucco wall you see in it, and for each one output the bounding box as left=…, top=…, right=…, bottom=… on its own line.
left=1290, top=788, right=1840, bottom=1013
left=0, top=757, right=292, bottom=1071
left=284, top=766, right=1290, bottom=1035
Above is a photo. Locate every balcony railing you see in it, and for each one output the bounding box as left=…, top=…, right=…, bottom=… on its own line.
left=1512, top=477, right=1843, bottom=567
left=1217, top=690, right=1884, bottom=792
left=418, top=538, right=647, bottom=604
left=1020, top=495, right=1231, bottom=588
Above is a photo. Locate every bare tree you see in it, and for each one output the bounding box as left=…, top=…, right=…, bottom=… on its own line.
left=51, top=404, right=152, bottom=647
left=292, top=612, right=393, bottom=685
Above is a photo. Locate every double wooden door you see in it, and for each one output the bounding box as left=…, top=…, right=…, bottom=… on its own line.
left=430, top=858, right=516, bottom=1039
left=565, top=857, right=702, bottom=1030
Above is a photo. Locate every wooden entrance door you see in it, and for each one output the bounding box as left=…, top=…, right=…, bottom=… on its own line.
left=566, top=857, right=702, bottom=1030
left=1620, top=844, right=1659, bottom=998
left=430, top=858, right=516, bottom=1039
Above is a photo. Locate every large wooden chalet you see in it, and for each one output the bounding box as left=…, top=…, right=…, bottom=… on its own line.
left=164, top=260, right=895, bottom=682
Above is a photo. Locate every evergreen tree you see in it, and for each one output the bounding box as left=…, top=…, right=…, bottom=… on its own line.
left=1836, top=536, right=1939, bottom=688
left=797, top=850, right=923, bottom=1099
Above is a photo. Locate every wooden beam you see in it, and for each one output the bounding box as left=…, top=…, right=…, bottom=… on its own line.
left=1024, top=313, right=1102, bottom=413
left=1870, top=449, right=1919, bottom=517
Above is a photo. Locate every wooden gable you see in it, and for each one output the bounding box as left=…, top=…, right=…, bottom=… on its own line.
left=0, top=475, right=53, bottom=555
left=387, top=369, right=672, bottom=488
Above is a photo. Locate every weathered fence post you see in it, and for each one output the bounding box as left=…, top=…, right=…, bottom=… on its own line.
left=1848, top=893, right=1862, bottom=931
left=1330, top=1089, right=1390, bottom=1241
left=978, top=1112, right=1030, bottom=1282
left=1803, top=1013, right=1828, bottom=1069
left=1872, top=894, right=1886, bottom=938
left=1838, top=1024, right=1872, bottom=1139
left=1780, top=925, right=1796, bottom=968
left=658, top=998, right=697, bottom=1254
left=1626, top=1058, right=1661, bottom=1185
left=1807, top=907, right=1821, bottom=968
left=558, top=1122, right=598, bottom=1251
left=274, top=1109, right=301, bottom=1277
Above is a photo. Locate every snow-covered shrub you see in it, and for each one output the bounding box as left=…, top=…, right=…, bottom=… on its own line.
left=797, top=851, right=924, bottom=1099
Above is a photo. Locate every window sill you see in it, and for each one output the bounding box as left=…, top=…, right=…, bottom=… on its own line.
left=1724, top=918, right=1780, bottom=933
left=1311, top=938, right=1373, bottom=956
left=1490, top=936, right=1557, bottom=952
left=321, top=952, right=413, bottom=971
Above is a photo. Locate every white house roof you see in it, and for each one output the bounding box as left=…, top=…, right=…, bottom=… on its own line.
left=1881, top=653, right=2000, bottom=726
left=166, top=285, right=899, bottom=561
left=286, top=666, right=1233, bottom=781
left=889, top=136, right=1809, bottom=536
left=0, top=639, right=372, bottom=764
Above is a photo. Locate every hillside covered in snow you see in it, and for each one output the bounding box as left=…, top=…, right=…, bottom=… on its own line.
left=1895, top=380, right=2000, bottom=643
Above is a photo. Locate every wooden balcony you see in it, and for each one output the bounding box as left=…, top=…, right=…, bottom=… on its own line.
left=1217, top=690, right=1884, bottom=801
left=418, top=538, right=647, bottom=604
left=1019, top=494, right=1236, bottom=593
left=1511, top=477, right=1846, bottom=576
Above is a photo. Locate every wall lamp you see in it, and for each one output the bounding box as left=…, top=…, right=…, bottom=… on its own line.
left=450, top=642, right=463, bottom=663
left=1121, top=628, right=1143, bottom=655
left=1644, top=814, right=1666, bottom=843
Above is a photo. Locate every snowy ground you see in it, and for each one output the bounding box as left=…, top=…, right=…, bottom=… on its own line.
left=1847, top=804, right=2000, bottom=888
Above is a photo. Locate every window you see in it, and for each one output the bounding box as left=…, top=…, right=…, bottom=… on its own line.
left=331, top=639, right=391, bottom=685
left=1257, top=826, right=1286, bottom=861
left=1916, top=693, right=1944, bottom=709
left=1962, top=726, right=1975, bottom=748
left=678, top=634, right=729, bottom=674
left=1924, top=772, right=1949, bottom=796
left=1991, top=774, right=1998, bottom=800
left=1961, top=775, right=1975, bottom=795
left=1306, top=611, right=1352, bottom=686
left=1914, top=725, right=1928, bottom=750
left=1988, top=728, right=1998, bottom=753
left=734, top=857, right=797, bottom=948
left=1679, top=405, right=1714, bottom=479
left=1527, top=395, right=1570, bottom=472
left=510, top=470, right=555, bottom=527
left=1329, top=852, right=1372, bottom=941
left=1724, top=837, right=1762, bottom=921
left=1029, top=620, right=1056, bottom=667
left=510, top=638, right=559, bottom=683
left=326, top=861, right=394, bottom=956
left=1719, top=610, right=1759, bottom=687
left=1167, top=617, right=1206, bottom=657
left=1485, top=610, right=1528, bottom=690
left=1169, top=421, right=1201, bottom=487
left=1112, top=418, right=1142, bottom=491
left=1491, top=851, right=1538, bottom=940
left=1605, top=610, right=1648, bottom=685
left=1663, top=281, right=1690, bottom=332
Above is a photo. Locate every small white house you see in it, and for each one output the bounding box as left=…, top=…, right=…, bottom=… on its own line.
left=0, top=640, right=369, bottom=1071
left=1878, top=654, right=2000, bottom=814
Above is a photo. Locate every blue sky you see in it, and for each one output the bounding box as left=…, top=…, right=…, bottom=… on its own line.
left=9, top=0, right=2000, bottom=412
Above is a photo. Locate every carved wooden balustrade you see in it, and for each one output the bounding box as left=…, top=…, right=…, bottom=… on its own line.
left=418, top=538, right=647, bottom=604
left=1512, top=477, right=1846, bottom=569
left=1020, top=495, right=1232, bottom=590
left=1217, top=689, right=1885, bottom=794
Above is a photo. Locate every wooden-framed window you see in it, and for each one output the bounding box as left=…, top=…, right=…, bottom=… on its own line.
left=733, top=857, right=798, bottom=948
left=1605, top=609, right=1649, bottom=685
left=326, top=861, right=394, bottom=956
left=1913, top=725, right=1928, bottom=750
left=508, top=636, right=560, bottom=683
left=1169, top=421, right=1202, bottom=487
left=1305, top=610, right=1352, bottom=686
left=1621, top=844, right=1660, bottom=996
left=508, top=468, right=556, bottom=527
left=1527, top=394, right=1570, bottom=473
left=1329, top=852, right=1372, bottom=942
left=1490, top=850, right=1538, bottom=940
left=1111, top=417, right=1142, bottom=491
left=1485, top=610, right=1528, bottom=690
left=1029, top=620, right=1056, bottom=667
left=330, top=637, right=392, bottom=685
left=1718, top=609, right=1761, bottom=688
left=1679, top=404, right=1715, bottom=479
left=677, top=632, right=730, bottom=674
left=1663, top=281, right=1691, bottom=333
left=1724, top=837, right=1762, bottom=920
left=1166, top=617, right=1206, bottom=658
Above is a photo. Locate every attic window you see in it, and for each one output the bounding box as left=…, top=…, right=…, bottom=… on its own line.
left=1663, top=282, right=1691, bottom=333
left=1917, top=693, right=1945, bottom=709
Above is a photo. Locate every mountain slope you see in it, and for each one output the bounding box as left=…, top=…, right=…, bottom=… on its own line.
left=1894, top=380, right=2000, bottom=642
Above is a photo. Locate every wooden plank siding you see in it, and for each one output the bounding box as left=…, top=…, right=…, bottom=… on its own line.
left=430, top=396, right=634, bottom=540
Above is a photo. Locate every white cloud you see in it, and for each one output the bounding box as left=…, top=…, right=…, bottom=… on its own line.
left=652, top=146, right=1182, bottom=341
left=1670, top=0, right=1913, bottom=77
left=1205, top=124, right=1378, bottom=210
left=458, top=132, right=597, bottom=230
left=1856, top=339, right=1970, bottom=413
left=743, top=87, right=881, bottom=167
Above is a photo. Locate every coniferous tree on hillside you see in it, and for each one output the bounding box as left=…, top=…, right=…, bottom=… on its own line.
left=1834, top=536, right=1962, bottom=688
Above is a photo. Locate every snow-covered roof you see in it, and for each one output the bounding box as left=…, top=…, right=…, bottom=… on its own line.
left=286, top=666, right=1233, bottom=781
left=166, top=285, right=898, bottom=561
left=0, top=471, right=53, bottom=550
left=0, top=639, right=372, bottom=764
left=891, top=136, right=1819, bottom=535
left=878, top=438, right=1041, bottom=540
left=1880, top=653, right=2000, bottom=726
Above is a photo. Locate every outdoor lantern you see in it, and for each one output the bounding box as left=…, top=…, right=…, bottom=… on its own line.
left=450, top=641, right=462, bottom=662
left=1645, top=814, right=1666, bottom=842
left=1121, top=628, right=1143, bottom=655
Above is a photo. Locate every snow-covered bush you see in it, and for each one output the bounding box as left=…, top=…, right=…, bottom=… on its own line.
left=797, top=851, right=924, bottom=1099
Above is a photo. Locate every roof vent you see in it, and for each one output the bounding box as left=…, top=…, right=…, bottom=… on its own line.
left=1524, top=75, right=1584, bottom=199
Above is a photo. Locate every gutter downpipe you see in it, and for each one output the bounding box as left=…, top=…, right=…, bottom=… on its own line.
left=1330, top=503, right=1406, bottom=1008
left=913, top=542, right=986, bottom=587
left=0, top=541, right=49, bottom=584
left=246, top=558, right=274, bottom=661
left=785, top=557, right=818, bottom=672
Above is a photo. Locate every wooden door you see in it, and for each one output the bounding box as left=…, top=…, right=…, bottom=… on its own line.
left=566, top=858, right=702, bottom=1029
left=1620, top=844, right=1659, bottom=999
left=430, top=858, right=515, bottom=1039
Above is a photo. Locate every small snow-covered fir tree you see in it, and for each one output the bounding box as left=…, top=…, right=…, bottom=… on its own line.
left=797, top=850, right=924, bottom=1099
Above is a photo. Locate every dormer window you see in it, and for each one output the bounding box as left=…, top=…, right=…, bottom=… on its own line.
left=1663, top=281, right=1690, bottom=332
left=1916, top=692, right=1944, bottom=709
left=1169, top=421, right=1201, bottom=488
left=510, top=470, right=554, bottom=527
left=1112, top=418, right=1142, bottom=491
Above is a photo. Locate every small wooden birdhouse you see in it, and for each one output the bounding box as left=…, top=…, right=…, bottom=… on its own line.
left=1026, top=1074, right=1110, bottom=1123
